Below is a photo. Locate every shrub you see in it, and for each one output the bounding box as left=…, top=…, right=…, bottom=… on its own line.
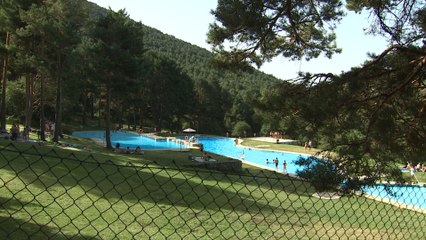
left=295, top=156, right=344, bottom=192
left=232, top=121, right=251, bottom=137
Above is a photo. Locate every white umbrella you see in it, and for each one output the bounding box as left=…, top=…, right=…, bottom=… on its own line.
left=183, top=128, right=196, bottom=133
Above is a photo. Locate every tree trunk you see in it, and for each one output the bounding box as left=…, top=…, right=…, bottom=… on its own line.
left=90, top=94, right=95, bottom=119
left=157, top=104, right=163, bottom=132
left=0, top=32, right=11, bottom=131
left=37, top=36, right=47, bottom=142
left=53, top=52, right=63, bottom=142
left=138, top=107, right=143, bottom=128
left=133, top=107, right=137, bottom=130
left=127, top=110, right=131, bottom=130
left=81, top=91, right=87, bottom=126
left=25, top=73, right=34, bottom=128
left=40, top=72, right=46, bottom=141
left=98, top=97, right=102, bottom=127
left=118, top=103, right=123, bottom=129
left=105, top=87, right=112, bottom=149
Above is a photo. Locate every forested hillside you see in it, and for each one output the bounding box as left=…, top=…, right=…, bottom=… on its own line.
left=84, top=1, right=284, bottom=135
left=0, top=0, right=283, bottom=143
left=141, top=24, right=282, bottom=134
left=142, top=24, right=280, bottom=92
left=87, top=1, right=284, bottom=135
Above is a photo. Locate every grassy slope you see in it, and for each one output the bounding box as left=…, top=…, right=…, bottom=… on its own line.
left=0, top=135, right=425, bottom=239
left=240, top=139, right=320, bottom=155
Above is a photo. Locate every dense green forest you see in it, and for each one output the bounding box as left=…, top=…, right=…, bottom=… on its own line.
left=0, top=0, right=281, bottom=146
left=141, top=24, right=282, bottom=135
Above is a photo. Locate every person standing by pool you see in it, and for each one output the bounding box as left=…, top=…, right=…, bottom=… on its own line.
left=23, top=126, right=30, bottom=141
left=275, top=158, right=279, bottom=168
left=283, top=160, right=287, bottom=173
left=114, top=142, right=120, bottom=152
left=410, top=164, right=417, bottom=184
left=10, top=124, right=18, bottom=141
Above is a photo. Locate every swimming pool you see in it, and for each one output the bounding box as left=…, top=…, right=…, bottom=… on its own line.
left=363, top=184, right=426, bottom=210
left=72, top=131, right=187, bottom=150
left=196, top=136, right=305, bottom=174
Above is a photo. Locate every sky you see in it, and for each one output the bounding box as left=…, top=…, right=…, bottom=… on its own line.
left=89, top=0, right=389, bottom=80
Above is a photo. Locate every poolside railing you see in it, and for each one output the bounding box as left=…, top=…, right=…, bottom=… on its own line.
left=0, top=143, right=425, bottom=239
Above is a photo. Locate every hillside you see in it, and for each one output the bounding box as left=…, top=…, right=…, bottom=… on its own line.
left=141, top=25, right=281, bottom=94
left=85, top=1, right=284, bottom=134
left=87, top=1, right=282, bottom=92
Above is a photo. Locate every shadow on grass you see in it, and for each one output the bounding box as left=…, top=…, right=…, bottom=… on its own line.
left=0, top=142, right=317, bottom=216
left=0, top=197, right=97, bottom=239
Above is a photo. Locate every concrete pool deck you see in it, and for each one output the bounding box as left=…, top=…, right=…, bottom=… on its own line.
left=245, top=137, right=299, bottom=144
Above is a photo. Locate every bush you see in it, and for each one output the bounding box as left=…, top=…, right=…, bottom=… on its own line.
left=232, top=121, right=251, bottom=137
left=295, top=156, right=345, bottom=192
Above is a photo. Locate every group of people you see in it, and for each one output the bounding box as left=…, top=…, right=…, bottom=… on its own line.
left=1, top=123, right=31, bottom=141
left=184, top=135, right=196, bottom=143
left=401, top=162, right=425, bottom=172
left=401, top=162, right=425, bottom=184
left=136, top=128, right=144, bottom=135
left=265, top=158, right=287, bottom=172
left=413, top=162, right=426, bottom=172
left=269, top=131, right=282, bottom=140
left=0, top=121, right=66, bottom=142
left=304, top=140, right=312, bottom=151
left=36, top=121, right=61, bottom=139
left=45, top=121, right=55, bottom=134
left=113, top=142, right=144, bottom=155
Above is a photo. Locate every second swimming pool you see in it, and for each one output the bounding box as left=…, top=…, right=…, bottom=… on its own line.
left=196, top=136, right=305, bottom=174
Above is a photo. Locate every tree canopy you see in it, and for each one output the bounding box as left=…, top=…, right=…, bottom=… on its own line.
left=208, top=0, right=426, bottom=187
left=208, top=0, right=344, bottom=66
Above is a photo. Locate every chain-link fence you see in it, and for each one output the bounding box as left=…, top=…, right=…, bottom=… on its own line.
left=0, top=143, right=425, bottom=239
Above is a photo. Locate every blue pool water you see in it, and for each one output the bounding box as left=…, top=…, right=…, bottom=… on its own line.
left=363, top=184, right=426, bottom=210
left=72, top=131, right=186, bottom=150
left=196, top=137, right=305, bottom=174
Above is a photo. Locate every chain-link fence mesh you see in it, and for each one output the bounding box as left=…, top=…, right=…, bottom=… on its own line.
left=0, top=143, right=425, bottom=239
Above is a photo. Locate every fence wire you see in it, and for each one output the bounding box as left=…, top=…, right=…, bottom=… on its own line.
left=0, top=143, right=425, bottom=239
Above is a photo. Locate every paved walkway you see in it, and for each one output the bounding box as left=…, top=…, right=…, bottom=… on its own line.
left=246, top=137, right=298, bottom=144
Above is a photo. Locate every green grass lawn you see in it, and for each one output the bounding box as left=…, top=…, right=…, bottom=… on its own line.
left=240, top=139, right=320, bottom=154
left=0, top=137, right=425, bottom=239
